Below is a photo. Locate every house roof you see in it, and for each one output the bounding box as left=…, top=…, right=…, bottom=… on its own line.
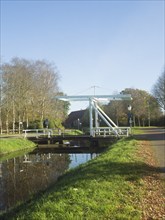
left=64, top=109, right=86, bottom=127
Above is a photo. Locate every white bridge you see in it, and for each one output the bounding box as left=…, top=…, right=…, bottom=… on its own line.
left=56, top=94, right=132, bottom=137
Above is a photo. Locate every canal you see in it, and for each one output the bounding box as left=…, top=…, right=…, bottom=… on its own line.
left=0, top=148, right=98, bottom=213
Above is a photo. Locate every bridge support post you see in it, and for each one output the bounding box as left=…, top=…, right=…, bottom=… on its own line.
left=89, top=98, right=93, bottom=136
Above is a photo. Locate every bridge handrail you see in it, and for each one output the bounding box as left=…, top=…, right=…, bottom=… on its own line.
left=23, top=127, right=131, bottom=138
left=92, top=127, right=131, bottom=137
left=22, top=128, right=79, bottom=138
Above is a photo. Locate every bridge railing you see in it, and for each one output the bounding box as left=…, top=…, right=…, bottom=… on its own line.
left=92, top=127, right=132, bottom=137
left=23, top=127, right=131, bottom=138
left=23, top=129, right=52, bottom=138
left=22, top=129, right=81, bottom=138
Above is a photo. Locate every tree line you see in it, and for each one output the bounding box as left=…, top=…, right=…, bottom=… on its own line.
left=103, top=88, right=163, bottom=127
left=75, top=87, right=163, bottom=130
left=0, top=58, right=69, bottom=134
left=69, top=71, right=164, bottom=129
left=103, top=70, right=165, bottom=127
left=0, top=58, right=164, bottom=133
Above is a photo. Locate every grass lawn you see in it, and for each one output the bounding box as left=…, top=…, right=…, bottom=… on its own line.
left=0, top=138, right=36, bottom=156
left=1, top=137, right=160, bottom=220
left=131, top=126, right=159, bottom=135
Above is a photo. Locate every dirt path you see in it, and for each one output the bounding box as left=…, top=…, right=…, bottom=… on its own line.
left=135, top=128, right=165, bottom=178
left=134, top=128, right=165, bottom=219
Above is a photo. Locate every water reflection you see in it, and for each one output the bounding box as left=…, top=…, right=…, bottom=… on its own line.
left=0, top=151, right=97, bottom=212
left=70, top=153, right=97, bottom=168
left=0, top=153, right=70, bottom=212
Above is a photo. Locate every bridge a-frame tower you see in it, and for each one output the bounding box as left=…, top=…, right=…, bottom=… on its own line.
left=56, top=94, right=132, bottom=137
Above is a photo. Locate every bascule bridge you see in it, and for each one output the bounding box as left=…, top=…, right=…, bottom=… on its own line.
left=23, top=94, right=132, bottom=152
left=56, top=94, right=132, bottom=137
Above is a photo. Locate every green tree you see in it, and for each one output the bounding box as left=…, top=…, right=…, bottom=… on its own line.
left=152, top=69, right=165, bottom=111
left=103, top=88, right=161, bottom=127
left=122, top=88, right=161, bottom=126
left=103, top=101, right=126, bottom=126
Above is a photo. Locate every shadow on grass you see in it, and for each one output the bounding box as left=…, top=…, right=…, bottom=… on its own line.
left=58, top=159, right=163, bottom=189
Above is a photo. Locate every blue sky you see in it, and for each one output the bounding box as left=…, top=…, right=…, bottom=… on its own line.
left=1, top=0, right=164, bottom=112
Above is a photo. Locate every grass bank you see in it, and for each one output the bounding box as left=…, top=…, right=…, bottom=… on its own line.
left=2, top=137, right=160, bottom=220
left=0, top=138, right=36, bottom=156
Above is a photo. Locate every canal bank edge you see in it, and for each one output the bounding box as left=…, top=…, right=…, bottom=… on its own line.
left=0, top=138, right=37, bottom=157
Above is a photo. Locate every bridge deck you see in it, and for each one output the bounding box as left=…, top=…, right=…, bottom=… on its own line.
left=28, top=135, right=117, bottom=140
left=27, top=135, right=117, bottom=145
left=26, top=135, right=117, bottom=154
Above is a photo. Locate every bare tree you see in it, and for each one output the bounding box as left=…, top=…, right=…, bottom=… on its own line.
left=2, top=58, right=33, bottom=133
left=32, top=60, right=61, bottom=127
left=152, top=70, right=165, bottom=111
left=1, top=58, right=65, bottom=132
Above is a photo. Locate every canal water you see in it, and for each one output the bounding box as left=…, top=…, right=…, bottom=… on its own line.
left=0, top=149, right=98, bottom=213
